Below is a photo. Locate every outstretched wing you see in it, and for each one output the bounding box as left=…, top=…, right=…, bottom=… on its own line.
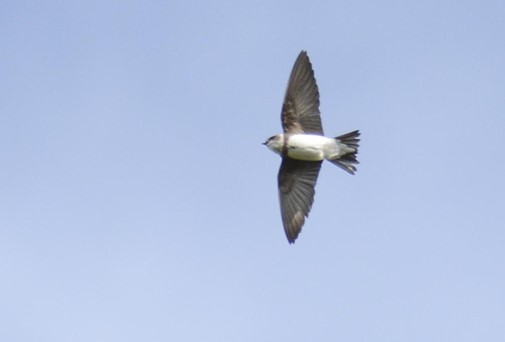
left=281, top=51, right=323, bottom=135
left=278, top=158, right=322, bottom=243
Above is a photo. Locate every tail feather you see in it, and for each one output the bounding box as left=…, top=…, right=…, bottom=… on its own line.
left=329, top=130, right=360, bottom=175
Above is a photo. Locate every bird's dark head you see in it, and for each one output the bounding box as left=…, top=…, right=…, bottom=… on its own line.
left=263, top=134, right=284, bottom=154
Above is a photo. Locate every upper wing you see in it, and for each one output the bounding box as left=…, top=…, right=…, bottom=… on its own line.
left=278, top=158, right=322, bottom=243
left=281, top=51, right=324, bottom=135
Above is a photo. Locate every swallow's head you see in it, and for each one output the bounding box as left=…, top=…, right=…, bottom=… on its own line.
left=263, top=134, right=284, bottom=155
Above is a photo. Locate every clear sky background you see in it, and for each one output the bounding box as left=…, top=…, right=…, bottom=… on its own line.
left=2, top=1, right=505, bottom=341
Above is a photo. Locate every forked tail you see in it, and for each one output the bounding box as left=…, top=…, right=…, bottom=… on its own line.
left=329, top=130, right=360, bottom=175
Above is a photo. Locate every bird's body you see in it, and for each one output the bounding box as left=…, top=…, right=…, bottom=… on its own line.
left=263, top=50, right=361, bottom=243
left=265, top=133, right=354, bottom=161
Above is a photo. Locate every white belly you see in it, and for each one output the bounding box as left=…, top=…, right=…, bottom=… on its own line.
left=286, top=134, right=336, bottom=161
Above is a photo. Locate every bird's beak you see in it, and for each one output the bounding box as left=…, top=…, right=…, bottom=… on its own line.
left=262, top=142, right=267, bottom=145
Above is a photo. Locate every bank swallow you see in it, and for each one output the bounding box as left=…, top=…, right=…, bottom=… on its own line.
left=264, top=51, right=360, bottom=243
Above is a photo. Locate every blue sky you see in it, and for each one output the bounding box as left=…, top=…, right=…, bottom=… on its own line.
left=1, top=1, right=505, bottom=341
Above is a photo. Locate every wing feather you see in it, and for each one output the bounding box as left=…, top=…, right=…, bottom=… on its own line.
left=281, top=51, right=323, bottom=135
left=278, top=158, right=322, bottom=243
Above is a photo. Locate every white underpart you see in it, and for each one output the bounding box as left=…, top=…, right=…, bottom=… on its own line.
left=286, top=134, right=339, bottom=161
left=292, top=134, right=355, bottom=161
left=265, top=133, right=355, bottom=161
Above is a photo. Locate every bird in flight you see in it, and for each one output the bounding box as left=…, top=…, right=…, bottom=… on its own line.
left=263, top=51, right=360, bottom=243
